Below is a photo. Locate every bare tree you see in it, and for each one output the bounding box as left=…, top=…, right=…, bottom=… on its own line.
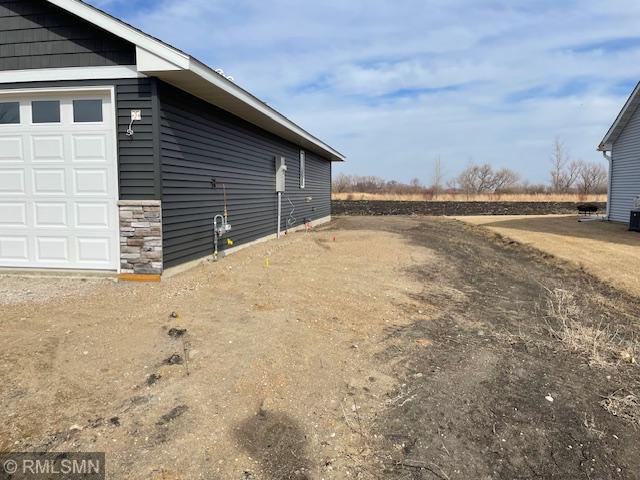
left=409, top=177, right=422, bottom=193
left=576, top=161, right=608, bottom=195
left=492, top=168, right=521, bottom=192
left=456, top=163, right=520, bottom=196
left=332, top=173, right=351, bottom=193
left=430, top=156, right=444, bottom=199
left=550, top=138, right=580, bottom=192
left=550, top=137, right=567, bottom=193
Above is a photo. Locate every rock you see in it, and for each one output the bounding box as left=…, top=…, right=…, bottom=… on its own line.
left=168, top=328, right=187, bottom=339
left=164, top=354, right=183, bottom=365
left=69, top=424, right=83, bottom=432
left=545, top=395, right=554, bottom=403
left=146, top=373, right=161, bottom=386
left=258, top=397, right=277, bottom=417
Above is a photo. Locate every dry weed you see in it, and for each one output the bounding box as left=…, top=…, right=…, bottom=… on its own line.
left=544, top=288, right=638, bottom=368
left=583, top=413, right=605, bottom=439
left=600, top=390, right=640, bottom=427
left=333, top=192, right=607, bottom=203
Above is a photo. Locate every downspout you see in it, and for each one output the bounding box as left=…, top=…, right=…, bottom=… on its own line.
left=602, top=150, right=612, bottom=220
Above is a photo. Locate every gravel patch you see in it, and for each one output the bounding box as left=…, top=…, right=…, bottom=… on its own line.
left=0, top=275, right=111, bottom=307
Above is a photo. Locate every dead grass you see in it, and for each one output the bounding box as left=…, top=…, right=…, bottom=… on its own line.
left=333, top=192, right=607, bottom=202
left=458, top=215, right=640, bottom=298
left=600, top=390, right=640, bottom=427
left=544, top=287, right=638, bottom=368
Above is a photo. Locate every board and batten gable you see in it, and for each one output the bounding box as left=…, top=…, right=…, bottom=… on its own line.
left=610, top=103, right=640, bottom=222
left=0, top=0, right=135, bottom=70
left=157, top=81, right=331, bottom=268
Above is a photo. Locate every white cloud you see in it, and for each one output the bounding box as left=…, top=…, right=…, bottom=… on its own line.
left=90, top=0, right=640, bottom=183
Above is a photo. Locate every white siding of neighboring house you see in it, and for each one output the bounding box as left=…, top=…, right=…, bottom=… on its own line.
left=610, top=105, right=640, bottom=222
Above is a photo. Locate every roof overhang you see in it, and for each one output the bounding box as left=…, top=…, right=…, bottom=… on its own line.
left=46, top=0, right=345, bottom=162
left=598, top=81, right=640, bottom=152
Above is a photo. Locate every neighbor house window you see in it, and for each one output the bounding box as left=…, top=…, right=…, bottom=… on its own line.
left=0, top=102, right=20, bottom=124
left=300, top=150, right=306, bottom=189
left=32, top=100, right=60, bottom=123
left=73, top=99, right=103, bottom=123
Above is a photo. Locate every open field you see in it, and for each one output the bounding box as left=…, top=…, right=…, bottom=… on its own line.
left=2, top=217, right=640, bottom=479
left=457, top=215, right=640, bottom=298
left=333, top=192, right=608, bottom=202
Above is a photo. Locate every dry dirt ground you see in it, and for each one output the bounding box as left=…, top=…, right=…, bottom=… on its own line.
left=457, top=215, right=640, bottom=298
left=1, top=216, right=640, bottom=479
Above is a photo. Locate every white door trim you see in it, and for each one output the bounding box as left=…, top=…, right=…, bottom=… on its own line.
left=0, top=86, right=121, bottom=271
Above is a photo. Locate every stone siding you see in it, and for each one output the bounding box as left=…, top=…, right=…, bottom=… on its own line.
left=118, top=201, right=163, bottom=275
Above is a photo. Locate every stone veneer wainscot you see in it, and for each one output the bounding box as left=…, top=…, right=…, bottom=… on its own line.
left=118, top=200, right=163, bottom=275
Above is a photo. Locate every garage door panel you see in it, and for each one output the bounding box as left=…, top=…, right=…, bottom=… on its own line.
left=0, top=203, right=27, bottom=226
left=33, top=169, right=66, bottom=194
left=0, top=91, right=118, bottom=271
left=34, top=202, right=67, bottom=227
left=75, top=203, right=109, bottom=228
left=0, top=136, right=23, bottom=162
left=0, top=236, right=29, bottom=262
left=77, top=237, right=111, bottom=263
left=72, top=135, right=107, bottom=162
left=36, top=237, right=69, bottom=262
left=0, top=170, right=25, bottom=193
left=74, top=169, right=108, bottom=195
left=32, top=135, right=65, bottom=162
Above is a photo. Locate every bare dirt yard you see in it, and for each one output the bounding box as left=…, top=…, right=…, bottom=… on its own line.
left=2, top=216, right=640, bottom=479
left=458, top=215, right=640, bottom=298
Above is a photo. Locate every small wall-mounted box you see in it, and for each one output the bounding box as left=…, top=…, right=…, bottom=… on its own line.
left=131, top=110, right=142, bottom=121
left=275, top=156, right=286, bottom=192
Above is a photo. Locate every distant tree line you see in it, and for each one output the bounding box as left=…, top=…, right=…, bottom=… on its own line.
left=333, top=138, right=608, bottom=197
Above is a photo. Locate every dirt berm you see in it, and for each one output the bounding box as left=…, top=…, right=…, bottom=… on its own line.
left=332, top=200, right=606, bottom=216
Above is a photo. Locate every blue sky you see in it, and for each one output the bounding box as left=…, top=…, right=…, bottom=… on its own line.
left=89, top=0, right=640, bottom=184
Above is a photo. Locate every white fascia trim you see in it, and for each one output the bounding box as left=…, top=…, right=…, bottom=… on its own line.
left=0, top=85, right=116, bottom=96
left=0, top=66, right=144, bottom=84
left=46, top=0, right=190, bottom=69
left=598, top=81, right=640, bottom=151
left=136, top=47, right=182, bottom=72
left=189, top=61, right=346, bottom=161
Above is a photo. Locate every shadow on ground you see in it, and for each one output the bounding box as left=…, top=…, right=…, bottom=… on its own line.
left=235, top=410, right=311, bottom=479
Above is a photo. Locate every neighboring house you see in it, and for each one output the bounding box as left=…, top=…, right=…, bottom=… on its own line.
left=598, top=82, right=640, bottom=223
left=0, top=0, right=344, bottom=279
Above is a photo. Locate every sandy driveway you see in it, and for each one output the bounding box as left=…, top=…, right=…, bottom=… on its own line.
left=1, top=216, right=640, bottom=479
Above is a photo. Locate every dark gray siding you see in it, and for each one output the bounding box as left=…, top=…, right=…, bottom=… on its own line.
left=0, top=0, right=135, bottom=70
left=157, top=81, right=331, bottom=268
left=0, top=78, right=158, bottom=200
left=610, top=104, right=640, bottom=222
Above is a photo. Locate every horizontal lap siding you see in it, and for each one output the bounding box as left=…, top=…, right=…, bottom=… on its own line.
left=158, top=81, right=331, bottom=268
left=115, top=78, right=156, bottom=199
left=0, top=0, right=135, bottom=70
left=611, top=104, right=640, bottom=222
left=0, top=78, right=157, bottom=200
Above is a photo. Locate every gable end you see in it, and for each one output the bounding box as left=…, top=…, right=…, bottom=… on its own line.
left=0, top=0, right=135, bottom=70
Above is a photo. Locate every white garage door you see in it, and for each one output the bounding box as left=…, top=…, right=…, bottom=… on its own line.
left=0, top=90, right=119, bottom=270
